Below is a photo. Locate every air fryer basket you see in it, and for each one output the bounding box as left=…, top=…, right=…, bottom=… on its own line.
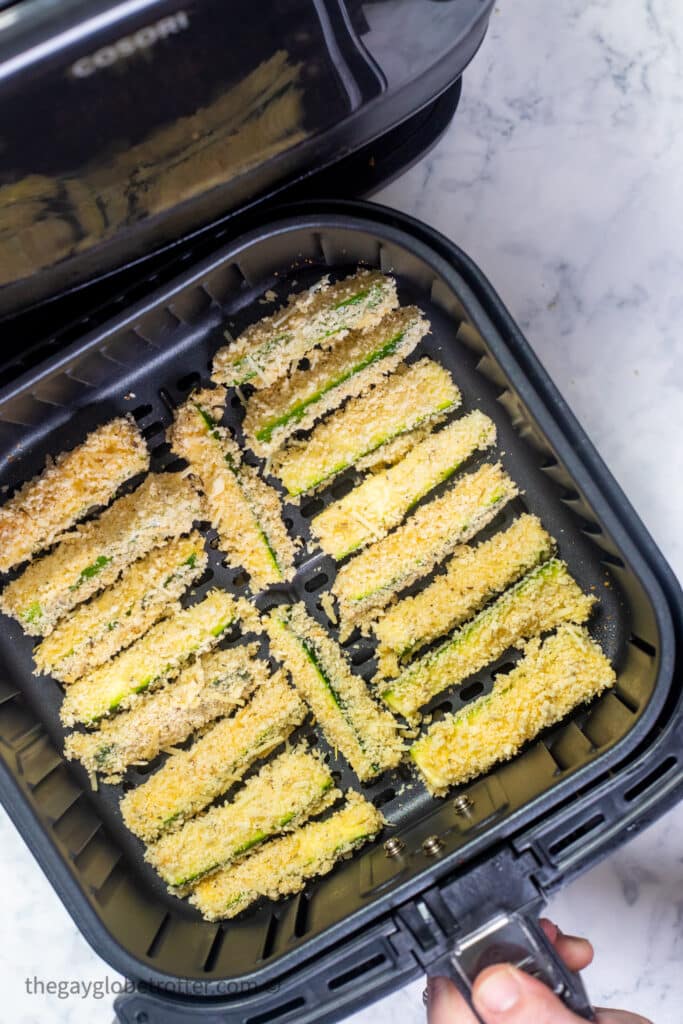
left=0, top=202, right=680, bottom=1024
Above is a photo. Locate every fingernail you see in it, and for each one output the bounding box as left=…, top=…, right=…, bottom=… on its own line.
left=476, top=966, right=521, bottom=1013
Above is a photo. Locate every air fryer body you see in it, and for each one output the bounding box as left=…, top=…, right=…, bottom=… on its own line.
left=0, top=0, right=494, bottom=318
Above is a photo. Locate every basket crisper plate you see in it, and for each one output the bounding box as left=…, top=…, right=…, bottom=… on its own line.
left=0, top=206, right=673, bottom=991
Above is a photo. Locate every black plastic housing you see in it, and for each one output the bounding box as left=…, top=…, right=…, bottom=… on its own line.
left=0, top=0, right=493, bottom=318
left=0, top=202, right=681, bottom=1024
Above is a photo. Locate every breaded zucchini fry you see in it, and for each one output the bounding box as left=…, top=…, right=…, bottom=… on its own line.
left=382, top=559, right=595, bottom=719
left=146, top=747, right=338, bottom=889
left=265, top=603, right=403, bottom=781
left=35, top=532, right=207, bottom=683
left=0, top=416, right=149, bottom=573
left=374, top=515, right=554, bottom=678
left=272, top=359, right=461, bottom=497
left=0, top=473, right=201, bottom=636
left=242, top=306, right=429, bottom=456
left=211, top=269, right=398, bottom=389
left=61, top=589, right=250, bottom=726
left=121, top=672, right=306, bottom=841
left=191, top=790, right=384, bottom=920
left=312, top=411, right=496, bottom=560
left=64, top=644, right=267, bottom=781
left=332, top=463, right=518, bottom=640
left=169, top=387, right=295, bottom=589
left=411, top=625, right=616, bottom=795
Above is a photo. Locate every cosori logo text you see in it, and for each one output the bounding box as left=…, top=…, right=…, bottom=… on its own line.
left=70, top=10, right=189, bottom=78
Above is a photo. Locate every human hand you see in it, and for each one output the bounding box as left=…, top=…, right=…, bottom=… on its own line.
left=426, top=919, right=653, bottom=1024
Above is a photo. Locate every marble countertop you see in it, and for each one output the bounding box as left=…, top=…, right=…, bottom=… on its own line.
left=2, top=0, right=682, bottom=1021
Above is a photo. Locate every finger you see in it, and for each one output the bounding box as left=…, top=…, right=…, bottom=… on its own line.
left=595, top=1009, right=654, bottom=1024
left=539, top=918, right=594, bottom=972
left=427, top=975, right=479, bottom=1024
left=472, top=963, right=585, bottom=1023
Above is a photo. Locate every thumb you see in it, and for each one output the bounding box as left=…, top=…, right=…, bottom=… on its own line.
left=472, top=964, right=586, bottom=1024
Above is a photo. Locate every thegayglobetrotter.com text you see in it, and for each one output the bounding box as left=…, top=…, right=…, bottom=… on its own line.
left=25, top=976, right=280, bottom=1000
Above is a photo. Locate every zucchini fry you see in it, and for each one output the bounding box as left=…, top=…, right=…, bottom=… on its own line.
left=35, top=532, right=207, bottom=683
left=169, top=387, right=295, bottom=589
left=211, top=269, right=398, bottom=390
left=374, top=515, right=554, bottom=678
left=191, top=790, right=384, bottom=920
left=332, top=463, right=518, bottom=640
left=61, top=589, right=251, bottom=726
left=265, top=603, right=403, bottom=781
left=64, top=644, right=267, bottom=781
left=411, top=625, right=616, bottom=795
left=0, top=416, right=149, bottom=573
left=382, top=559, right=595, bottom=719
left=146, top=746, right=339, bottom=890
left=272, top=359, right=460, bottom=497
left=312, top=411, right=496, bottom=559
left=0, top=473, right=202, bottom=636
left=121, top=672, right=306, bottom=841
left=242, top=306, right=429, bottom=456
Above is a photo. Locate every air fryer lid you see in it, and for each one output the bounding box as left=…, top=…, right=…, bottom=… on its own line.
left=0, top=202, right=681, bottom=1024
left=0, top=0, right=495, bottom=319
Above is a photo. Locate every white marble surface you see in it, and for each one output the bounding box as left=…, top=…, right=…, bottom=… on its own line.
left=2, top=0, right=683, bottom=1021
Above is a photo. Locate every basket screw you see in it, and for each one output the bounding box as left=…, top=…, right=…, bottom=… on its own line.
left=422, top=834, right=444, bottom=856
left=383, top=836, right=405, bottom=858
left=454, top=794, right=474, bottom=817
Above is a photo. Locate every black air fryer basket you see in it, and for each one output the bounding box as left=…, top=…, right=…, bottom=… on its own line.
left=0, top=202, right=681, bottom=1024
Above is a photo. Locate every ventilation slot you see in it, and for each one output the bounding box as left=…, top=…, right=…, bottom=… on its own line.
left=260, top=913, right=279, bottom=961
left=329, top=953, right=387, bottom=991
left=142, top=421, right=164, bottom=441
left=246, top=996, right=305, bottom=1024
left=624, top=756, right=677, bottom=803
left=158, top=388, right=176, bottom=414
left=300, top=497, right=324, bottom=519
left=146, top=913, right=171, bottom=958
left=304, top=573, right=328, bottom=593
left=177, top=371, right=201, bottom=392
left=293, top=891, right=310, bottom=938
left=131, top=403, right=153, bottom=421
left=331, top=477, right=354, bottom=500
left=373, top=788, right=396, bottom=809
left=548, top=813, right=604, bottom=857
left=460, top=681, right=485, bottom=702
left=629, top=633, right=656, bottom=658
left=203, top=927, right=225, bottom=972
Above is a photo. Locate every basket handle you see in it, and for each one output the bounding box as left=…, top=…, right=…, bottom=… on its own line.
left=427, top=908, right=595, bottom=1021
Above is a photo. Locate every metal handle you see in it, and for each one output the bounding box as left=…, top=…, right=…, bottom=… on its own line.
left=430, top=910, right=594, bottom=1022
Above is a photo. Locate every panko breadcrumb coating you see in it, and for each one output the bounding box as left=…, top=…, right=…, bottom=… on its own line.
left=382, top=559, right=595, bottom=719
left=211, top=269, right=398, bottom=390
left=0, top=416, right=149, bottom=573
left=120, top=671, right=306, bottom=841
left=242, top=306, right=430, bottom=456
left=0, top=473, right=202, bottom=636
left=64, top=644, right=267, bottom=781
left=374, top=515, right=554, bottom=678
left=145, top=746, right=339, bottom=890
left=265, top=603, right=403, bottom=781
left=272, top=358, right=460, bottom=497
left=60, top=589, right=252, bottom=726
left=191, top=790, right=384, bottom=920
left=34, top=532, right=207, bottom=682
left=410, top=625, right=616, bottom=794
left=332, top=462, right=518, bottom=640
left=312, top=410, right=496, bottom=559
left=169, top=386, right=295, bottom=589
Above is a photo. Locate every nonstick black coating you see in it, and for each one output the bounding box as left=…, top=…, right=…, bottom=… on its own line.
left=0, top=210, right=670, bottom=990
